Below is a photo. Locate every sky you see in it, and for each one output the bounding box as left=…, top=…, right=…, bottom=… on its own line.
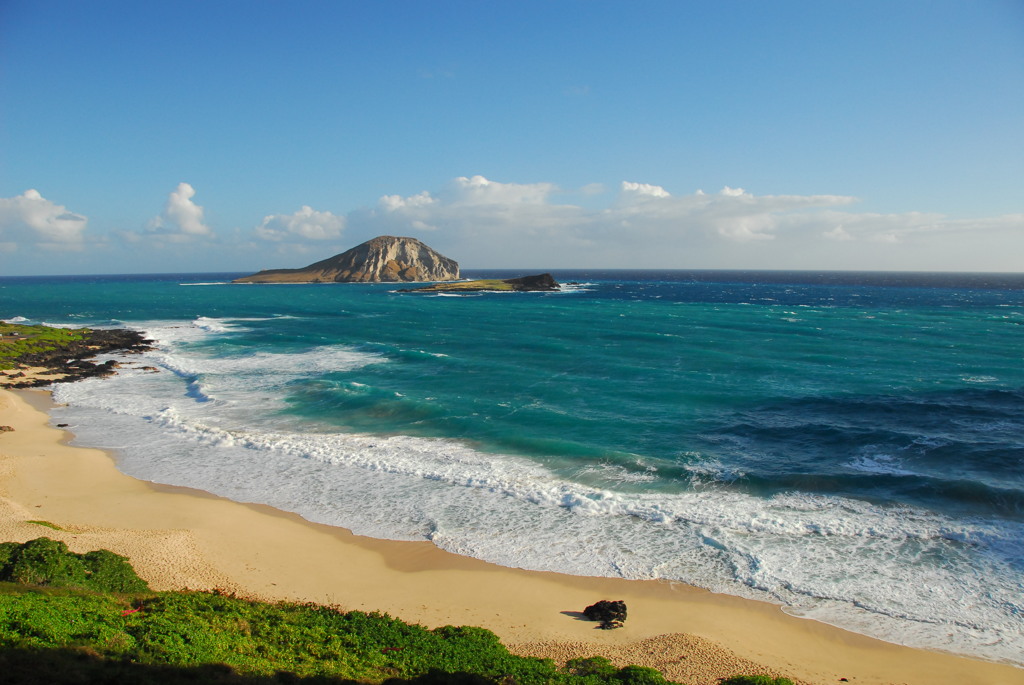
left=1, top=0, right=1022, bottom=276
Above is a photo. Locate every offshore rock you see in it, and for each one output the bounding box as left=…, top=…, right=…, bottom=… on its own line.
left=401, top=273, right=560, bottom=293
left=233, top=236, right=460, bottom=284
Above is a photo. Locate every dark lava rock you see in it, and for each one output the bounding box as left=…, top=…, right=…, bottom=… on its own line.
left=502, top=273, right=560, bottom=291
left=4, top=328, right=153, bottom=389
left=583, top=599, right=627, bottom=629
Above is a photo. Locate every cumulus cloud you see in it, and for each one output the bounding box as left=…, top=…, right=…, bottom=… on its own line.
left=0, top=189, right=88, bottom=250
left=611, top=183, right=855, bottom=243
left=148, top=182, right=211, bottom=239
left=344, top=175, right=863, bottom=263
left=16, top=174, right=1016, bottom=273
left=444, top=175, right=557, bottom=206
left=336, top=175, right=1024, bottom=270
left=621, top=181, right=671, bottom=199
left=379, top=191, right=437, bottom=212
left=255, top=205, right=345, bottom=241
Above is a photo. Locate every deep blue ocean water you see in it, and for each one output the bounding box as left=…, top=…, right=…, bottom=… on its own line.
left=2, top=270, right=1022, bottom=664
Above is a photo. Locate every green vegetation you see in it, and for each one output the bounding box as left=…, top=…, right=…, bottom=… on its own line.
left=0, top=539, right=795, bottom=685
left=26, top=521, right=64, bottom=531
left=415, top=280, right=516, bottom=292
left=0, top=537, right=149, bottom=593
left=0, top=324, right=90, bottom=371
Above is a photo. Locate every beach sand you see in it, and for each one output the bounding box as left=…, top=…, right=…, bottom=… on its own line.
left=1, top=387, right=1021, bottom=685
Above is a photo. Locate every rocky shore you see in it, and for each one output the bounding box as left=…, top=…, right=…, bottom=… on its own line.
left=0, top=325, right=153, bottom=389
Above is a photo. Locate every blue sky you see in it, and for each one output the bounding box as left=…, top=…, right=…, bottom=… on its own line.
left=2, top=0, right=1022, bottom=275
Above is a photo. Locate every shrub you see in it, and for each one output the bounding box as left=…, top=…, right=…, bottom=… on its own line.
left=0, top=538, right=149, bottom=593
left=82, top=549, right=150, bottom=593
left=614, top=665, right=668, bottom=685
left=567, top=656, right=618, bottom=677
left=1, top=538, right=88, bottom=587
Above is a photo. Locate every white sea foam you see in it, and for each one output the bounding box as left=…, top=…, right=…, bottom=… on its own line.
left=553, top=282, right=594, bottom=294
left=575, top=462, right=658, bottom=486
left=46, top=319, right=1024, bottom=667
left=847, top=451, right=916, bottom=477
left=192, top=316, right=237, bottom=333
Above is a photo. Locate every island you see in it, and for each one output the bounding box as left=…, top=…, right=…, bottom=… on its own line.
left=400, top=273, right=560, bottom=293
left=233, top=236, right=460, bottom=284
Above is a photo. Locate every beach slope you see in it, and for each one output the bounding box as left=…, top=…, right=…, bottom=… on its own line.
left=1, top=388, right=1019, bottom=685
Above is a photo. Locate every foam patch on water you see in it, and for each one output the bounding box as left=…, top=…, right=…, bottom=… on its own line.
left=847, top=451, right=916, bottom=476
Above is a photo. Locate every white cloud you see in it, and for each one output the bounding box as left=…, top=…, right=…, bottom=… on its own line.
left=255, top=205, right=345, bottom=241
left=0, top=189, right=88, bottom=250
left=379, top=191, right=437, bottom=212
left=148, top=182, right=211, bottom=238
left=445, top=175, right=556, bottom=205
left=14, top=175, right=1018, bottom=274
left=349, top=177, right=854, bottom=260
left=823, top=225, right=854, bottom=241
left=338, top=175, right=1024, bottom=271
left=621, top=181, right=671, bottom=198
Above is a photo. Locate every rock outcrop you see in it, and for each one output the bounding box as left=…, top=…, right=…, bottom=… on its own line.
left=401, top=273, right=560, bottom=293
left=233, top=236, right=460, bottom=284
left=583, top=600, right=627, bottom=629
left=501, top=274, right=560, bottom=291
left=0, top=327, right=153, bottom=389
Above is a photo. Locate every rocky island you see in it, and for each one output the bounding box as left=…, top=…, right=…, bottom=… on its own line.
left=401, top=273, right=560, bottom=293
left=233, top=236, right=459, bottom=284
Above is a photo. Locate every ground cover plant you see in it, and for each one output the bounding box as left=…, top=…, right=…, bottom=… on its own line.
left=0, top=323, right=151, bottom=387
left=0, top=539, right=795, bottom=684
left=0, top=324, right=91, bottom=371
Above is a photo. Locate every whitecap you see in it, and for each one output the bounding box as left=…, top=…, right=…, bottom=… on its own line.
left=847, top=451, right=916, bottom=477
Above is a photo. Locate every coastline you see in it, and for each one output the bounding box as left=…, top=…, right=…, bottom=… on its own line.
left=1, top=387, right=1021, bottom=685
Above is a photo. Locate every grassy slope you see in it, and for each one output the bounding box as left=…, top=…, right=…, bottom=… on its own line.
left=0, top=543, right=799, bottom=685
left=412, top=280, right=516, bottom=292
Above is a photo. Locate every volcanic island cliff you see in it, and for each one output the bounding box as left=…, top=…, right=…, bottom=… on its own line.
left=233, top=236, right=460, bottom=283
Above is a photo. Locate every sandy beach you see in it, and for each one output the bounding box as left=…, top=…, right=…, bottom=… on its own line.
left=1, top=387, right=1021, bottom=685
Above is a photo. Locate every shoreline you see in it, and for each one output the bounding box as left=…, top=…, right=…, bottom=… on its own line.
left=1, top=387, right=1021, bottom=685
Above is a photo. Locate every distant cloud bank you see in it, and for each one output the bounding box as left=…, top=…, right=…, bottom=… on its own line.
left=1, top=176, right=1022, bottom=272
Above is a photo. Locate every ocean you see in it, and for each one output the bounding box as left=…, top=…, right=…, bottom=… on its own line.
left=2, top=270, right=1022, bottom=665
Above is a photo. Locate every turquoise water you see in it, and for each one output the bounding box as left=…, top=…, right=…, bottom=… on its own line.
left=2, top=270, right=1022, bottom=664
